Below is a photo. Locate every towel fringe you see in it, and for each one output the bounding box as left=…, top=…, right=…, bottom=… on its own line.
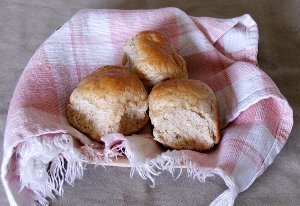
left=16, top=134, right=84, bottom=206
left=126, top=150, right=238, bottom=206
left=17, top=137, right=238, bottom=206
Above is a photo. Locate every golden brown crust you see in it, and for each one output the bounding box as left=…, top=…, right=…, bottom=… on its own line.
left=66, top=65, right=149, bottom=141
left=122, top=31, right=188, bottom=87
left=76, top=65, right=148, bottom=104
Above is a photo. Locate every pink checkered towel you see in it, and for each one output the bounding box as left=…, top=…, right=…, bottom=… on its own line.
left=1, top=8, right=293, bottom=206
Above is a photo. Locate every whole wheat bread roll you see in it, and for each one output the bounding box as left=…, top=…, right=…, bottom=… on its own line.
left=149, top=79, right=220, bottom=151
left=122, top=31, right=188, bottom=87
left=66, top=65, right=149, bottom=141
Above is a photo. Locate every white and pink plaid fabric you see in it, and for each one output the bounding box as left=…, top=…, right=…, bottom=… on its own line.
left=1, top=8, right=293, bottom=206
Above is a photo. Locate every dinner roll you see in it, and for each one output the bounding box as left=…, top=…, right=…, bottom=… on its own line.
left=66, top=65, right=149, bottom=141
left=149, top=79, right=220, bottom=151
left=122, top=30, right=188, bottom=87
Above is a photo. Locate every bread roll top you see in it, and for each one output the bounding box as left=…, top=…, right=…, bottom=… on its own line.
left=73, top=66, right=148, bottom=106
left=122, top=31, right=187, bottom=87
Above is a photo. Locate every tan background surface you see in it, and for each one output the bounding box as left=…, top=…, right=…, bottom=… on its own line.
left=0, top=0, right=299, bottom=205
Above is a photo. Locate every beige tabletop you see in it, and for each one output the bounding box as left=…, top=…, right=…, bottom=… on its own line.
left=1, top=0, right=299, bottom=205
